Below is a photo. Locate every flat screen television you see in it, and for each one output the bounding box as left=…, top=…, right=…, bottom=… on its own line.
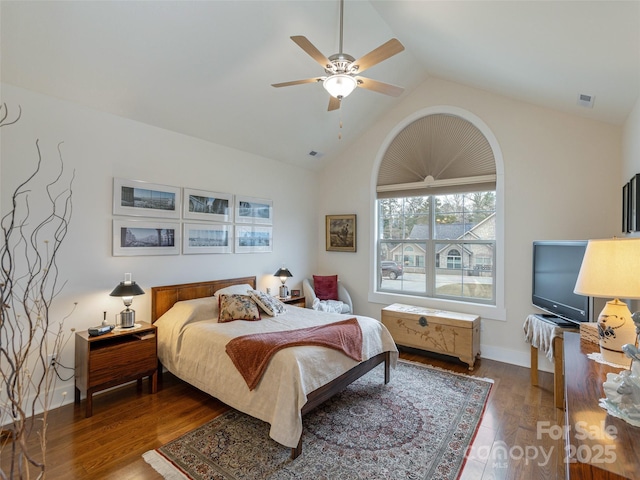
left=532, top=240, right=590, bottom=324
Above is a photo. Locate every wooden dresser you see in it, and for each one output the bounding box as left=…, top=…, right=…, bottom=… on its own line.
left=381, top=303, right=480, bottom=370
left=564, top=332, right=640, bottom=479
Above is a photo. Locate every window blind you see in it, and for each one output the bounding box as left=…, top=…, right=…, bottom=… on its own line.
left=377, top=114, right=496, bottom=198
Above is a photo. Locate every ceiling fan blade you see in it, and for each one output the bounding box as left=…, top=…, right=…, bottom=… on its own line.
left=351, top=38, right=405, bottom=74
left=291, top=35, right=332, bottom=69
left=328, top=95, right=341, bottom=111
left=355, top=77, right=404, bottom=97
left=271, top=77, right=324, bottom=88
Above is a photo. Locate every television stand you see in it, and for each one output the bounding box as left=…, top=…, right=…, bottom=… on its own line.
left=525, top=314, right=578, bottom=409
left=533, top=313, right=578, bottom=329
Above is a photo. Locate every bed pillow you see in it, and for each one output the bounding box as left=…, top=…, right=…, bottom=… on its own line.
left=313, top=275, right=339, bottom=301
left=218, top=294, right=261, bottom=322
left=214, top=284, right=254, bottom=298
left=248, top=289, right=287, bottom=316
left=156, top=296, right=218, bottom=326
left=154, top=296, right=219, bottom=349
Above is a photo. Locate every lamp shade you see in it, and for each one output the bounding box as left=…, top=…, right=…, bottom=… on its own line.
left=109, top=281, right=145, bottom=298
left=574, top=238, right=640, bottom=299
left=274, top=267, right=293, bottom=279
left=323, top=74, right=357, bottom=99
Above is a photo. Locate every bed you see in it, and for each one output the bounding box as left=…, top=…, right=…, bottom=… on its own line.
left=151, top=276, right=398, bottom=458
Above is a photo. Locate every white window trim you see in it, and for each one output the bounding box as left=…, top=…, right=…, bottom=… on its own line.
left=369, top=106, right=506, bottom=321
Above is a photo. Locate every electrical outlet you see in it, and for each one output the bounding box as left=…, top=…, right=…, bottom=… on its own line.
left=47, top=354, right=56, bottom=367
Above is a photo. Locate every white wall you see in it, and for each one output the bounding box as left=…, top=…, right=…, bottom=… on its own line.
left=317, top=76, right=623, bottom=370
left=0, top=84, right=319, bottom=404
left=622, top=96, right=640, bottom=184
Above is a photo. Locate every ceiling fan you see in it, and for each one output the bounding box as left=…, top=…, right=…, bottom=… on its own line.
left=271, top=0, right=405, bottom=111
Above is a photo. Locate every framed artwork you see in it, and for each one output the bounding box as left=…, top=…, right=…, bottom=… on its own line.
left=235, top=196, right=273, bottom=224
left=291, top=289, right=301, bottom=297
left=183, top=188, right=233, bottom=222
left=113, top=178, right=180, bottom=219
left=183, top=223, right=233, bottom=254
left=631, top=175, right=640, bottom=232
left=235, top=225, right=273, bottom=253
left=623, top=182, right=630, bottom=233
left=326, top=214, right=356, bottom=252
left=113, top=219, right=180, bottom=256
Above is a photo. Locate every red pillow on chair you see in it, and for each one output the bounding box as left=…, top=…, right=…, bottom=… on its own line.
left=313, top=275, right=339, bottom=301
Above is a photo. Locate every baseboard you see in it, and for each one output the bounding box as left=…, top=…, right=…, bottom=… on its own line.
left=479, top=343, right=554, bottom=373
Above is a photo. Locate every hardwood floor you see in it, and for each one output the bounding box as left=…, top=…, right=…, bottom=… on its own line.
left=2, top=351, right=566, bottom=479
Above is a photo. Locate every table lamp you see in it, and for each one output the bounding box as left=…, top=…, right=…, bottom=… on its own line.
left=574, top=238, right=640, bottom=366
left=274, top=267, right=292, bottom=298
left=110, top=273, right=145, bottom=328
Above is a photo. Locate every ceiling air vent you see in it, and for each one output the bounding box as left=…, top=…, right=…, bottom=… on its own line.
left=308, top=151, right=324, bottom=158
left=577, top=93, right=595, bottom=108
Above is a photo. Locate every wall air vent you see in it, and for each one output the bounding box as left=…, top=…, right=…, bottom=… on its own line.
left=577, top=93, right=595, bottom=108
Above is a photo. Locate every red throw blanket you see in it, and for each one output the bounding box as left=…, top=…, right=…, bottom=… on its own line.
left=225, top=318, right=363, bottom=391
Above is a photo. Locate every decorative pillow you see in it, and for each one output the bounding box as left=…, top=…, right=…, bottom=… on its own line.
left=218, top=294, right=261, bottom=322
left=313, top=275, right=339, bottom=301
left=248, top=289, right=287, bottom=316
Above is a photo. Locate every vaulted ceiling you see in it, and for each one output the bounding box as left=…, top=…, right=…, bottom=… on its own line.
left=2, top=1, right=638, bottom=170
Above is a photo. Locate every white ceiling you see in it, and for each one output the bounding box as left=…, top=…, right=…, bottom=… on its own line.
left=2, top=1, right=639, bottom=170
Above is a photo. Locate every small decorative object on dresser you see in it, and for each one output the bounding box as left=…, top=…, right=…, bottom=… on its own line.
left=381, top=303, right=481, bottom=370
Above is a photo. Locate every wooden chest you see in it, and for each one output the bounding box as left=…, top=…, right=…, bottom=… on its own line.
left=381, top=303, right=481, bottom=370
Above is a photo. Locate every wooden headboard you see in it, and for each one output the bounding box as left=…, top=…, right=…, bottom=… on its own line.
left=150, top=276, right=257, bottom=322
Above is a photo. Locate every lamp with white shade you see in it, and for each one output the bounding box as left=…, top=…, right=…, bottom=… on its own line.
left=574, top=238, right=640, bottom=366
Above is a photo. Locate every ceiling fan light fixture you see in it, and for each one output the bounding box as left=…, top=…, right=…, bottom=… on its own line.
left=323, top=74, right=357, bottom=99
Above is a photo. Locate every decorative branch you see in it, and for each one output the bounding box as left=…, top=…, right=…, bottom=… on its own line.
left=0, top=104, right=74, bottom=480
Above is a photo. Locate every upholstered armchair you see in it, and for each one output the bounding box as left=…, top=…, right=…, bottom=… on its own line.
left=302, top=277, right=353, bottom=314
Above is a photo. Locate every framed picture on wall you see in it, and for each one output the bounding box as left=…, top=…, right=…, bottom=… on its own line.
left=183, top=223, right=233, bottom=254
left=326, top=214, right=356, bottom=252
left=183, top=188, right=233, bottom=222
left=623, top=182, right=630, bottom=233
left=235, top=196, right=273, bottom=224
left=630, top=175, right=640, bottom=232
left=113, top=219, right=180, bottom=256
left=235, top=225, right=273, bottom=253
left=113, top=178, right=180, bottom=219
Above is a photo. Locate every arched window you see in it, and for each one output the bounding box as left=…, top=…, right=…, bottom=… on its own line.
left=374, top=109, right=502, bottom=311
left=447, top=249, right=462, bottom=269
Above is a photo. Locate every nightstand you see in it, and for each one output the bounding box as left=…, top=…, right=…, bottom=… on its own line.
left=281, top=295, right=306, bottom=308
left=74, top=322, right=158, bottom=417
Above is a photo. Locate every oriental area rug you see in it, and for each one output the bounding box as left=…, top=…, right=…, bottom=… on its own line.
left=143, top=360, right=493, bottom=480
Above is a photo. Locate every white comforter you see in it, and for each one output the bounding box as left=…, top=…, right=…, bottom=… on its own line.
left=155, top=304, right=398, bottom=448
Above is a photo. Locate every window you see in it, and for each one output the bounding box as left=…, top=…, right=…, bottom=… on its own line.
left=374, top=111, right=501, bottom=309
left=446, top=249, right=461, bottom=269
left=377, top=192, right=496, bottom=304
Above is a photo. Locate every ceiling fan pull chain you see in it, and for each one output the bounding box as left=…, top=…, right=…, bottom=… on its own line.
left=338, top=110, right=343, bottom=140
